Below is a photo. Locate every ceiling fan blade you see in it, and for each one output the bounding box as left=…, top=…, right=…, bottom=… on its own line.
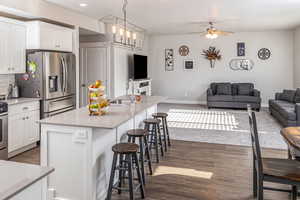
left=187, top=31, right=207, bottom=35
left=213, top=30, right=234, bottom=35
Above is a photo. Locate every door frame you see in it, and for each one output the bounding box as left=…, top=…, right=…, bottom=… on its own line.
left=79, top=42, right=111, bottom=107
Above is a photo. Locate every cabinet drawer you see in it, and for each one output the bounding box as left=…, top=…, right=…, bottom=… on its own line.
left=9, top=101, right=40, bottom=116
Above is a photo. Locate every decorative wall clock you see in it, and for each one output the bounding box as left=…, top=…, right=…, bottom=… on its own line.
left=179, top=45, right=189, bottom=56
left=258, top=48, right=271, bottom=60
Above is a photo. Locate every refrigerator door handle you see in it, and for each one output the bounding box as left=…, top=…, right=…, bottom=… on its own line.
left=60, top=56, right=66, bottom=93
left=63, top=57, right=68, bottom=93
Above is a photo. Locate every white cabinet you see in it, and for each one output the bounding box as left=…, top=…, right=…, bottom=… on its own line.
left=8, top=101, right=40, bottom=156
left=27, top=21, right=73, bottom=52
left=0, top=17, right=26, bottom=74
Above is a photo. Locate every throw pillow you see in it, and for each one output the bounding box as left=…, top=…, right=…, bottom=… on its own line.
left=216, top=83, right=232, bottom=95
left=295, top=88, right=300, bottom=103
left=238, top=84, right=253, bottom=96
left=281, top=90, right=296, bottom=103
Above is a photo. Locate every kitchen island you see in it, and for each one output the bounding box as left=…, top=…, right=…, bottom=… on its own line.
left=39, top=96, right=166, bottom=200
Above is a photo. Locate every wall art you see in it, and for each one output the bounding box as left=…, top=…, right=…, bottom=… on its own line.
left=179, top=45, right=189, bottom=56
left=229, top=58, right=254, bottom=71
left=165, top=49, right=174, bottom=71
left=258, top=48, right=271, bottom=60
left=183, top=59, right=194, bottom=70
left=202, top=46, right=222, bottom=68
left=237, top=42, right=245, bottom=56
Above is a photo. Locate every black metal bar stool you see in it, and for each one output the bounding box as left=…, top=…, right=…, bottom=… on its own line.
left=127, top=129, right=153, bottom=185
left=106, top=143, right=145, bottom=200
left=143, top=118, right=164, bottom=163
left=152, top=112, right=171, bottom=149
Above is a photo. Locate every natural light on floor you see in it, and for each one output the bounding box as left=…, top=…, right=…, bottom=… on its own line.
left=153, top=166, right=213, bottom=179
left=167, top=109, right=239, bottom=131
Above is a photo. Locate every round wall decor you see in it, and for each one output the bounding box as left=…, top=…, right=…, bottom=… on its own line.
left=258, top=48, right=271, bottom=60
left=179, top=45, right=189, bottom=56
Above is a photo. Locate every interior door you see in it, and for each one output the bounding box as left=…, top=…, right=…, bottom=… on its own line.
left=44, top=52, right=64, bottom=100
left=79, top=47, right=108, bottom=107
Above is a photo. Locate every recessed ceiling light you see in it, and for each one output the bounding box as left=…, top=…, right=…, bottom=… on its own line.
left=79, top=3, right=88, bottom=7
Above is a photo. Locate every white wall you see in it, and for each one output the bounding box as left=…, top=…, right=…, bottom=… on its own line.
left=294, top=27, right=300, bottom=88
left=149, top=31, right=294, bottom=105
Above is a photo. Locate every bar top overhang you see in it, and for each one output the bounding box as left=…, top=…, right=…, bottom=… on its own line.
left=39, top=96, right=167, bottom=129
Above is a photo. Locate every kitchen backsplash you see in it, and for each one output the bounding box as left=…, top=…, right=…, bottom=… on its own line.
left=0, top=75, right=15, bottom=96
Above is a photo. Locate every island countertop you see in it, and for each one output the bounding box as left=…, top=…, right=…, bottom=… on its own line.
left=0, top=161, right=54, bottom=200
left=39, top=96, right=167, bottom=129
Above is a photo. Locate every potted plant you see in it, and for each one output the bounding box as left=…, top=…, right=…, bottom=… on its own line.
left=202, top=47, right=222, bottom=68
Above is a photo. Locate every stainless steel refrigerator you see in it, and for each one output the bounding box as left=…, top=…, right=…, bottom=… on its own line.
left=16, top=50, right=76, bottom=119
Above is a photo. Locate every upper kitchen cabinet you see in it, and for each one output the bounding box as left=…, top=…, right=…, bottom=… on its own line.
left=26, top=21, right=73, bottom=52
left=0, top=17, right=26, bottom=74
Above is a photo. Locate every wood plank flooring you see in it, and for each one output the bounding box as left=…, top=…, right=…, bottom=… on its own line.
left=9, top=141, right=294, bottom=200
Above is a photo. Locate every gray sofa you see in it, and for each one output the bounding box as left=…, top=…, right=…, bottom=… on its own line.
left=207, top=82, right=261, bottom=110
left=269, top=89, right=300, bottom=127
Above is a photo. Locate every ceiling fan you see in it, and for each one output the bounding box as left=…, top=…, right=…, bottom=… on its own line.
left=199, top=22, right=234, bottom=39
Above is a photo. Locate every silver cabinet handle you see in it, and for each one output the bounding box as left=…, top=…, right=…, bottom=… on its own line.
left=26, top=116, right=29, bottom=120
left=22, top=117, right=26, bottom=120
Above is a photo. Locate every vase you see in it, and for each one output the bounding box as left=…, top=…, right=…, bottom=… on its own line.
left=210, top=60, right=216, bottom=68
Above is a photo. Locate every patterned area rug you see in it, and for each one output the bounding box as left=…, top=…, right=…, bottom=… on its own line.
left=159, top=104, right=287, bottom=150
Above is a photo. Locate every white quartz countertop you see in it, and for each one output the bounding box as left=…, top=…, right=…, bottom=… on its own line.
left=0, top=160, right=54, bottom=200
left=39, top=96, right=167, bottom=129
left=3, top=98, right=40, bottom=105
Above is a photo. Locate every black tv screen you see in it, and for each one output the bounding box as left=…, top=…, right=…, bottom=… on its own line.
left=133, top=54, right=148, bottom=79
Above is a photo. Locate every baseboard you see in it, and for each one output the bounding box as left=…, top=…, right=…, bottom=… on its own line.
left=8, top=142, right=37, bottom=158
left=161, top=98, right=269, bottom=108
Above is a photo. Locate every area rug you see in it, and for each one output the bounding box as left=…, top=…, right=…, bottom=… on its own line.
left=158, top=104, right=287, bottom=150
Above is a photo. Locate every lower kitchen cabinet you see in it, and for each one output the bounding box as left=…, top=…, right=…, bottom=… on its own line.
left=8, top=101, right=40, bottom=157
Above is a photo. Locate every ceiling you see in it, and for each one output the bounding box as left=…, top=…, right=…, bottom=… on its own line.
left=45, top=0, right=300, bottom=34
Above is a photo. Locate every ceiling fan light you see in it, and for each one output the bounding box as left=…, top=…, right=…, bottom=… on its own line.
left=205, top=33, right=218, bottom=39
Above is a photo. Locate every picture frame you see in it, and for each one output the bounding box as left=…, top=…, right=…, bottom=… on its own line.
left=184, top=59, right=194, bottom=70
left=237, top=42, right=245, bottom=57
left=165, top=49, right=174, bottom=71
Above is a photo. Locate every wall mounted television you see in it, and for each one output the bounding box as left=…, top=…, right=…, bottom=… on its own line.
left=132, top=54, right=148, bottom=80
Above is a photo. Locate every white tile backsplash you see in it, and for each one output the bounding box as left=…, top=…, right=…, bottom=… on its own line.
left=0, top=75, right=15, bottom=95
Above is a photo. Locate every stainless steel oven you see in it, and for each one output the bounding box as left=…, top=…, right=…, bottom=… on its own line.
left=0, top=103, right=8, bottom=160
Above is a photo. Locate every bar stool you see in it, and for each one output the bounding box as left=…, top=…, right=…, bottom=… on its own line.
left=143, top=118, right=164, bottom=163
left=127, top=129, right=153, bottom=185
left=106, top=143, right=145, bottom=200
left=152, top=112, right=171, bottom=149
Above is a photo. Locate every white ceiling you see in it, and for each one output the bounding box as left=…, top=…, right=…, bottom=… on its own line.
left=45, top=0, right=300, bottom=34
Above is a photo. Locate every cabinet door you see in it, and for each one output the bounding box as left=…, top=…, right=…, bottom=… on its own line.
left=0, top=21, right=10, bottom=74
left=8, top=114, right=25, bottom=153
left=25, top=110, right=40, bottom=145
left=10, top=23, right=26, bottom=74
left=54, top=29, right=73, bottom=52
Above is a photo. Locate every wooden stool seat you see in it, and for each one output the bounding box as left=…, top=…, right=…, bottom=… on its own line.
left=143, top=118, right=161, bottom=124
left=263, top=158, right=300, bottom=182
left=152, top=112, right=168, bottom=118
left=127, top=129, right=148, bottom=137
left=112, top=143, right=139, bottom=154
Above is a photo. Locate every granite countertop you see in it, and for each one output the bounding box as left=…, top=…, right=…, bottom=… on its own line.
left=39, top=96, right=167, bottom=129
left=0, top=160, right=54, bottom=200
left=3, top=98, right=40, bottom=105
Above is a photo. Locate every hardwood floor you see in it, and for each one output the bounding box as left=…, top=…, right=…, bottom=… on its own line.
left=9, top=146, right=40, bottom=165
left=9, top=141, right=294, bottom=200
